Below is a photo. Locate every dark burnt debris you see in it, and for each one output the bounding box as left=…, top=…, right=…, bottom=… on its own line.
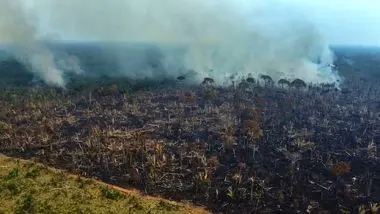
left=0, top=74, right=380, bottom=214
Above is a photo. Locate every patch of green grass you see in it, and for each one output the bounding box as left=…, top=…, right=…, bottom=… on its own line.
left=3, top=181, right=19, bottom=195
left=157, top=200, right=182, bottom=211
left=0, top=155, right=208, bottom=214
left=24, top=165, right=43, bottom=179
left=5, top=166, right=19, bottom=180
left=100, top=186, right=121, bottom=200
left=15, top=194, right=36, bottom=214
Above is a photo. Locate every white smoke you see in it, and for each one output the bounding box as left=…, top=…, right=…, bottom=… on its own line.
left=2, top=0, right=341, bottom=86
left=0, top=0, right=82, bottom=87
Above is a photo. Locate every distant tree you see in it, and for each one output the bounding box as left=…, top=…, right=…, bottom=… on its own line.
left=278, top=79, right=290, bottom=88
left=177, top=75, right=186, bottom=81
left=202, top=77, right=215, bottom=85
left=229, top=74, right=237, bottom=88
left=246, top=77, right=255, bottom=84
left=291, top=79, right=307, bottom=89
left=260, top=75, right=274, bottom=86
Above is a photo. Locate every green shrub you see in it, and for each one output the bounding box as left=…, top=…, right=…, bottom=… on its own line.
left=15, top=195, right=36, bottom=214
left=100, top=186, right=121, bottom=200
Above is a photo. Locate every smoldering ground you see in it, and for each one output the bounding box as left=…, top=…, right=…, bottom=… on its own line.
left=0, top=0, right=341, bottom=87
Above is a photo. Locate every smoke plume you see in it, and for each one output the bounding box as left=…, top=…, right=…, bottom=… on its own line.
left=0, top=0, right=82, bottom=87
left=2, top=0, right=341, bottom=86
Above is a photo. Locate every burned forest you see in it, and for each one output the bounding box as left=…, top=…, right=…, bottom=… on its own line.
left=1, top=47, right=380, bottom=213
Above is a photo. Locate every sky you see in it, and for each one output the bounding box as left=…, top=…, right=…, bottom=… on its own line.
left=293, top=0, right=380, bottom=46
left=12, top=0, right=380, bottom=46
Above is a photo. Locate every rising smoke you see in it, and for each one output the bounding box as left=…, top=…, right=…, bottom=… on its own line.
left=1, top=0, right=341, bottom=87
left=0, top=0, right=82, bottom=87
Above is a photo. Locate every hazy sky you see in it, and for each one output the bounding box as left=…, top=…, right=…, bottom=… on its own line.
left=292, top=0, right=380, bottom=46
left=19, top=0, right=380, bottom=46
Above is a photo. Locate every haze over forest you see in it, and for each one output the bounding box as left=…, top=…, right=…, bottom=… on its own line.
left=0, top=0, right=379, bottom=87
